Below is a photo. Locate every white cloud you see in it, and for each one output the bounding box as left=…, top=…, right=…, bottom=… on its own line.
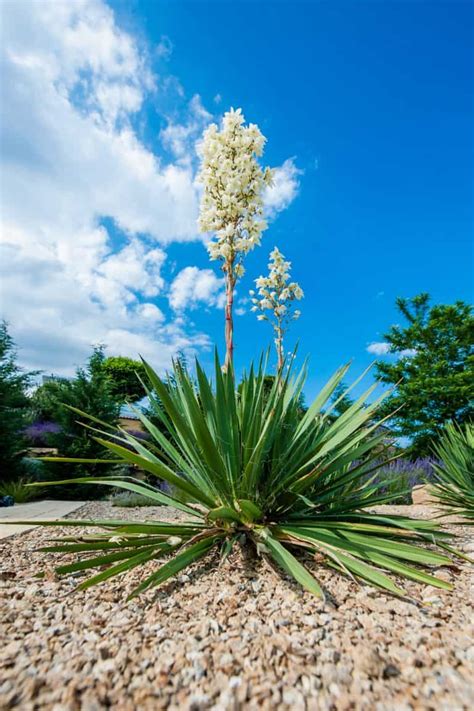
left=160, top=94, right=212, bottom=163
left=156, top=35, right=173, bottom=60
left=0, top=0, right=206, bottom=374
left=136, top=303, right=165, bottom=323
left=367, top=342, right=391, bottom=356
left=1, top=1, right=203, bottom=245
left=4, top=0, right=154, bottom=130
left=366, top=342, right=418, bottom=358
left=94, top=240, right=166, bottom=305
left=169, top=267, right=224, bottom=311
left=0, top=241, right=208, bottom=376
left=264, top=158, right=302, bottom=217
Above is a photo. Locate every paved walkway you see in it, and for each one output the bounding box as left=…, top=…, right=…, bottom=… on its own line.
left=0, top=500, right=86, bottom=539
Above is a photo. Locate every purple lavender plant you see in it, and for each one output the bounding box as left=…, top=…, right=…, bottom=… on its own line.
left=370, top=457, right=438, bottom=504
left=23, top=421, right=61, bottom=447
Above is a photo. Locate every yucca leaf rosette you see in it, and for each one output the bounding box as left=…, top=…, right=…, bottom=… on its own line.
left=15, top=354, right=465, bottom=601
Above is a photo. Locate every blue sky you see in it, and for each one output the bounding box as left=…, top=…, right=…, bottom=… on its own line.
left=1, top=0, right=472, bottom=398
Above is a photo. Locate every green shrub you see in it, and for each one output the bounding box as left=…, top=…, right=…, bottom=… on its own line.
left=102, top=356, right=147, bottom=403
left=33, top=347, right=120, bottom=499
left=110, top=491, right=159, bottom=508
left=26, top=354, right=463, bottom=601
left=430, top=422, right=474, bottom=521
left=0, top=478, right=44, bottom=504
left=21, top=457, right=47, bottom=480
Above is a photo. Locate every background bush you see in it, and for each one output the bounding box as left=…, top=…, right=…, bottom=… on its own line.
left=0, top=322, right=34, bottom=482
left=37, top=347, right=120, bottom=499
left=0, top=478, right=44, bottom=504
left=23, top=421, right=61, bottom=448
left=101, top=356, right=147, bottom=403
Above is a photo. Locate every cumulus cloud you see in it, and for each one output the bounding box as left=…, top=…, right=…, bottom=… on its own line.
left=136, top=303, right=165, bottom=323
left=264, top=158, right=302, bottom=217
left=0, top=241, right=208, bottom=376
left=160, top=94, right=212, bottom=163
left=169, top=267, right=225, bottom=311
left=0, top=0, right=205, bottom=374
left=1, top=1, right=202, bottom=246
left=94, top=240, right=166, bottom=306
left=367, top=342, right=391, bottom=356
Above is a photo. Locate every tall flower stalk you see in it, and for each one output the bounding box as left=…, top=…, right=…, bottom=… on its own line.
left=197, top=108, right=273, bottom=370
left=251, top=247, right=303, bottom=372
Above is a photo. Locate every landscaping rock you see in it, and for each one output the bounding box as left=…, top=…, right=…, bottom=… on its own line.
left=411, top=484, right=435, bottom=505
left=0, top=502, right=473, bottom=709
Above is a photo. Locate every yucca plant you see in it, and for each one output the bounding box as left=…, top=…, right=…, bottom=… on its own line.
left=17, top=354, right=464, bottom=601
left=0, top=478, right=44, bottom=503
left=430, top=422, right=474, bottom=521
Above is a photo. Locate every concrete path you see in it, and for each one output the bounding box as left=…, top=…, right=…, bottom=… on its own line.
left=0, top=500, right=86, bottom=539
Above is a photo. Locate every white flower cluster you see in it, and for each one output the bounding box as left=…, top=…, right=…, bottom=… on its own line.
left=250, top=247, right=303, bottom=368
left=197, top=108, right=273, bottom=278
left=251, top=247, right=303, bottom=322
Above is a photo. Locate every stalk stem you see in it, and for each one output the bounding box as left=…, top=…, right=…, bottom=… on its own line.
left=223, top=262, right=235, bottom=372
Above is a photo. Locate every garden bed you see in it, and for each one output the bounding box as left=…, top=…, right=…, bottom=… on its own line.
left=0, top=502, right=473, bottom=710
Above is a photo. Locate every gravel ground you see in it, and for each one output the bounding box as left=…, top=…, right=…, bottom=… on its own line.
left=0, top=502, right=473, bottom=711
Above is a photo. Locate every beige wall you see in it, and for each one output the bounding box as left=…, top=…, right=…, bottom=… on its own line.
left=119, top=417, right=145, bottom=433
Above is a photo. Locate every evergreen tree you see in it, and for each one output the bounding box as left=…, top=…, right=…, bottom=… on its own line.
left=43, top=347, right=121, bottom=497
left=0, top=322, right=33, bottom=481
left=102, top=356, right=147, bottom=403
left=329, top=383, right=354, bottom=419
left=29, top=378, right=69, bottom=422
left=374, top=294, right=474, bottom=457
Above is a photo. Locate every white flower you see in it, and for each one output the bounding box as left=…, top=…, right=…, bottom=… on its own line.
left=197, top=108, right=272, bottom=282
left=251, top=245, right=304, bottom=367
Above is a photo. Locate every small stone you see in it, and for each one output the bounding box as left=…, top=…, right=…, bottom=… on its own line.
left=383, top=664, right=401, bottom=679
left=353, top=647, right=384, bottom=678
